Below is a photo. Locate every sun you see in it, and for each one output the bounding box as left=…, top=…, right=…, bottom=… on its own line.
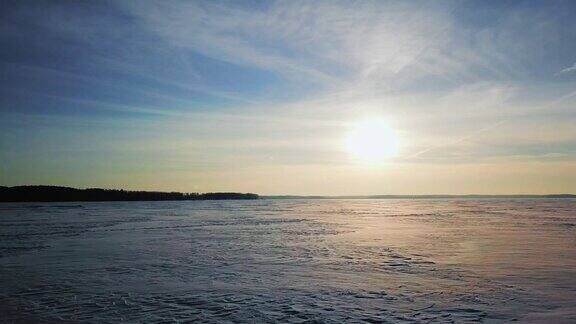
left=345, top=118, right=400, bottom=163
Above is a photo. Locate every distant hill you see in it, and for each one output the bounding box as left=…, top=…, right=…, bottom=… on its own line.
left=0, top=186, right=259, bottom=202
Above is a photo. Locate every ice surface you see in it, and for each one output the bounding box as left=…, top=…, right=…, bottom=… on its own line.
left=1, top=199, right=575, bottom=323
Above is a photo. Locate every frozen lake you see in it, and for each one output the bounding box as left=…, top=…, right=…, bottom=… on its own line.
left=1, top=199, right=575, bottom=323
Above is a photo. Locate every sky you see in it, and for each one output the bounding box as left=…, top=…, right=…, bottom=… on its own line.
left=1, top=0, right=576, bottom=195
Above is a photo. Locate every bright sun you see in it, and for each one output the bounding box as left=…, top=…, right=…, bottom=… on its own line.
left=345, top=118, right=400, bottom=163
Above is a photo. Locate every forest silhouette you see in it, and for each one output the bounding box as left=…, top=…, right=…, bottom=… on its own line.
left=0, top=186, right=258, bottom=202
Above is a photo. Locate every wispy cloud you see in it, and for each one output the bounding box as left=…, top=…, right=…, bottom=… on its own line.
left=556, top=62, right=576, bottom=75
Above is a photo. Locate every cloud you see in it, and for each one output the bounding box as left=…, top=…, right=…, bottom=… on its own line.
left=116, top=1, right=458, bottom=90
left=556, top=62, right=576, bottom=75
left=6, top=0, right=565, bottom=105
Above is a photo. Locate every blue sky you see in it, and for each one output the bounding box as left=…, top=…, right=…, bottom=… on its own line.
left=1, top=0, right=576, bottom=194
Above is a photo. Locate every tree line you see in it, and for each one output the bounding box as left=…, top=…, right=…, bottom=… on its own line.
left=0, top=186, right=259, bottom=202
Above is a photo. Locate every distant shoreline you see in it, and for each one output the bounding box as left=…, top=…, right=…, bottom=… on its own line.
left=263, top=194, right=576, bottom=199
left=1, top=185, right=574, bottom=203
left=0, top=185, right=259, bottom=202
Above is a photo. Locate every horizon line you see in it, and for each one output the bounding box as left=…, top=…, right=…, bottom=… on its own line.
left=2, top=185, right=575, bottom=199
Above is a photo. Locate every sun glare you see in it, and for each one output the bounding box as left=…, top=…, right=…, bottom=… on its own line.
left=346, top=119, right=400, bottom=163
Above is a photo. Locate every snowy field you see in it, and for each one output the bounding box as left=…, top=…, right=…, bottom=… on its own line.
left=1, top=199, right=575, bottom=323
